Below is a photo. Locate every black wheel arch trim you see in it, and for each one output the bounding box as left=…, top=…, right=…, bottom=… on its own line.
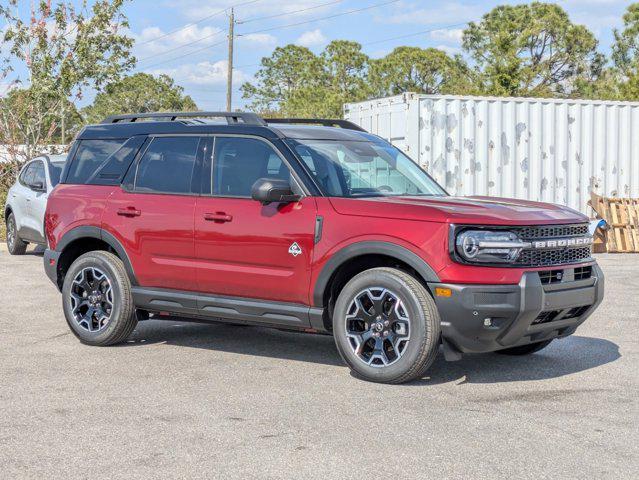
left=56, top=226, right=139, bottom=286
left=312, top=241, right=440, bottom=307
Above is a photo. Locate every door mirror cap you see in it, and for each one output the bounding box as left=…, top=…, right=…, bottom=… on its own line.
left=30, top=181, right=46, bottom=192
left=251, top=178, right=300, bottom=205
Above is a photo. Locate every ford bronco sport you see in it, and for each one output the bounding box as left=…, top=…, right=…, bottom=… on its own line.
left=43, top=112, right=604, bottom=384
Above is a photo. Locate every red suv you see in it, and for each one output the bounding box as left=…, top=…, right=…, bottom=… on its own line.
left=44, top=112, right=604, bottom=383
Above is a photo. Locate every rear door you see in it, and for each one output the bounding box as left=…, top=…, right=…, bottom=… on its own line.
left=102, top=135, right=203, bottom=291
left=194, top=135, right=317, bottom=304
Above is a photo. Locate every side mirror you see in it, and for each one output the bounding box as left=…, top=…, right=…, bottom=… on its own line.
left=30, top=181, right=46, bottom=192
left=251, top=178, right=300, bottom=205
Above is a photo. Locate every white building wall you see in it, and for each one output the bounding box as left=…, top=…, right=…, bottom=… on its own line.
left=345, top=93, right=639, bottom=214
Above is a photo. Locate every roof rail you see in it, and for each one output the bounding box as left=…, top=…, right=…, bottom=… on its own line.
left=101, top=111, right=267, bottom=126
left=265, top=118, right=367, bottom=132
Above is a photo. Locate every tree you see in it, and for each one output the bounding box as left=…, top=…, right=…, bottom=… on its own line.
left=83, top=73, right=198, bottom=124
left=612, top=3, right=639, bottom=99
left=369, top=46, right=476, bottom=97
left=241, top=45, right=324, bottom=114
left=462, top=2, right=603, bottom=97
left=0, top=0, right=135, bottom=158
left=242, top=41, right=370, bottom=117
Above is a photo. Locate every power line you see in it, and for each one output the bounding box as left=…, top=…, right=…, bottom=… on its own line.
left=136, top=0, right=262, bottom=46
left=238, top=0, right=401, bottom=36
left=137, top=30, right=226, bottom=64
left=362, top=22, right=469, bottom=46
left=141, top=38, right=228, bottom=70
left=136, top=0, right=342, bottom=65
left=238, top=0, right=344, bottom=25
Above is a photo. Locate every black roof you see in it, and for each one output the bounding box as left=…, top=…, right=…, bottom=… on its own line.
left=78, top=112, right=375, bottom=142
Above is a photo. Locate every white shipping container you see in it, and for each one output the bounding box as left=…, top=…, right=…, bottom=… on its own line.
left=344, top=93, right=639, bottom=215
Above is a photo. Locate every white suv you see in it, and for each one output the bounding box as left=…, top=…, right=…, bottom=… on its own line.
left=4, top=155, right=66, bottom=255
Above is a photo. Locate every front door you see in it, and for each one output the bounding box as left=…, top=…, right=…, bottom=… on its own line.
left=194, top=136, right=317, bottom=305
left=102, top=135, right=203, bottom=291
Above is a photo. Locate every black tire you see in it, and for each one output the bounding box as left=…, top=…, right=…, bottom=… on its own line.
left=497, top=339, right=553, bottom=356
left=6, top=212, right=28, bottom=255
left=62, top=251, right=137, bottom=346
left=332, top=267, right=441, bottom=384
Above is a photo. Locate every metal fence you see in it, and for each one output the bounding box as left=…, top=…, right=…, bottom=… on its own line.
left=345, top=93, right=639, bottom=215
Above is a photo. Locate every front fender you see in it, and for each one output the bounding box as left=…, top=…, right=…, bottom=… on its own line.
left=312, top=240, right=440, bottom=307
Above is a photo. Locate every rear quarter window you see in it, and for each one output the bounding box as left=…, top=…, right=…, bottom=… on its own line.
left=65, top=139, right=126, bottom=184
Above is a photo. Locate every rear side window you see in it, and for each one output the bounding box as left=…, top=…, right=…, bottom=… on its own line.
left=31, top=161, right=46, bottom=187
left=134, top=136, right=200, bottom=194
left=65, top=139, right=125, bottom=184
left=19, top=163, right=36, bottom=186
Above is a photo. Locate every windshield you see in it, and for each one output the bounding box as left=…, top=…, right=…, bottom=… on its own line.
left=49, top=162, right=65, bottom=186
left=285, top=138, right=446, bottom=198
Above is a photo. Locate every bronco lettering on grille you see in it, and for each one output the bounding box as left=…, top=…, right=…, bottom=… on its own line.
left=531, top=237, right=593, bottom=249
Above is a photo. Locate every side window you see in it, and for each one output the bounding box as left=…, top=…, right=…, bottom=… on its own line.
left=66, top=139, right=125, bottom=184
left=212, top=137, right=290, bottom=197
left=134, top=136, right=200, bottom=194
left=19, top=163, right=36, bottom=186
left=31, top=161, right=46, bottom=188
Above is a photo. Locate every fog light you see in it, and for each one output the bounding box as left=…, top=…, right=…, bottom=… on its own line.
left=483, top=318, right=492, bottom=327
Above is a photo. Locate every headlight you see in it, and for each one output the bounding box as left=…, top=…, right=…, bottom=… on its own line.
left=455, top=230, right=530, bottom=264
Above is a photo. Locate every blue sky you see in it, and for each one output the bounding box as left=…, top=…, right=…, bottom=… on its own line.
left=2, top=0, right=634, bottom=109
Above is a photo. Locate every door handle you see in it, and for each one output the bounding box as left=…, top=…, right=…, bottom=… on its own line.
left=203, top=212, right=233, bottom=223
left=117, top=207, right=141, bottom=217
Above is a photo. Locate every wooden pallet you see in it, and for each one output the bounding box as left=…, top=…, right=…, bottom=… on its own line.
left=589, top=193, right=639, bottom=253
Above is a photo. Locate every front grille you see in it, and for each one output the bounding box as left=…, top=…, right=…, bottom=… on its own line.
left=518, top=224, right=588, bottom=240
left=512, top=223, right=592, bottom=267
left=533, top=310, right=560, bottom=324
left=514, top=246, right=592, bottom=267
left=532, top=305, right=591, bottom=325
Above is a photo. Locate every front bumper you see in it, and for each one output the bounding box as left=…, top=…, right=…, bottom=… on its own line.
left=429, top=263, right=604, bottom=354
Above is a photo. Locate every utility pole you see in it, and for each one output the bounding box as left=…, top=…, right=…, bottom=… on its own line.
left=226, top=8, right=235, bottom=112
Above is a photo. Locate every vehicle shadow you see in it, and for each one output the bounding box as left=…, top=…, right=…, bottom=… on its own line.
left=126, top=319, right=620, bottom=383
left=126, top=319, right=345, bottom=367
left=414, top=335, right=621, bottom=385
left=26, top=245, right=45, bottom=256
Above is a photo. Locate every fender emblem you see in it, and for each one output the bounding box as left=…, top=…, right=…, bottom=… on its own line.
left=288, top=242, right=302, bottom=257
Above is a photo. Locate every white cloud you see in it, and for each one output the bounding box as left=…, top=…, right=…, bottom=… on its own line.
left=146, top=60, right=251, bottom=87
left=429, top=28, right=463, bottom=44
left=296, top=29, right=327, bottom=47
left=239, top=33, right=277, bottom=48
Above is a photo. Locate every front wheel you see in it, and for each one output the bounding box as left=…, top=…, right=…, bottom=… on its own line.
left=332, top=267, right=441, bottom=384
left=62, top=251, right=138, bottom=346
left=6, top=212, right=28, bottom=255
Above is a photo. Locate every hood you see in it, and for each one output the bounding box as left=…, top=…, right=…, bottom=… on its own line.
left=329, top=195, right=588, bottom=225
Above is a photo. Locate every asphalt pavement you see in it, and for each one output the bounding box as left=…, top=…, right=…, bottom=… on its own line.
left=0, top=246, right=637, bottom=479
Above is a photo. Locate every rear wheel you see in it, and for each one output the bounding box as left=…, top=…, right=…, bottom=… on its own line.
left=6, top=212, right=28, bottom=255
left=332, top=267, right=440, bottom=384
left=497, top=339, right=553, bottom=356
left=62, top=251, right=137, bottom=346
